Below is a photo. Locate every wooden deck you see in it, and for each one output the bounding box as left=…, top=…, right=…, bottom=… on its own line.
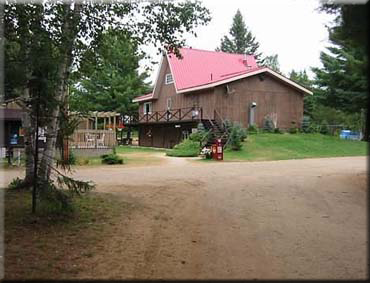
left=124, top=106, right=203, bottom=125
left=69, top=129, right=116, bottom=149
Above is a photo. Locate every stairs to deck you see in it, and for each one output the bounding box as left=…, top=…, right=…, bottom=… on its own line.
left=201, top=119, right=229, bottom=147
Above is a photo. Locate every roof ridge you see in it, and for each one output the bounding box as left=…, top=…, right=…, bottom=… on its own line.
left=178, top=47, right=249, bottom=57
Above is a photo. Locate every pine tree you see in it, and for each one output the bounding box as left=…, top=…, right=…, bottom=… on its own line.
left=70, top=30, right=151, bottom=114
left=289, top=69, right=315, bottom=117
left=264, top=54, right=281, bottom=72
left=312, top=3, right=368, bottom=140
left=216, top=9, right=263, bottom=63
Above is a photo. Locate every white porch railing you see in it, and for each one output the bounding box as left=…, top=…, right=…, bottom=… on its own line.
left=69, top=129, right=116, bottom=149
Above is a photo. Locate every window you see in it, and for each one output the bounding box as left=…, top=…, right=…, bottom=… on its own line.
left=167, top=98, right=172, bottom=110
left=143, top=102, right=152, bottom=114
left=165, top=73, right=173, bottom=84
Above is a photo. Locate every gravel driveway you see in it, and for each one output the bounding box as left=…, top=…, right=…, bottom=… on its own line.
left=2, top=156, right=367, bottom=279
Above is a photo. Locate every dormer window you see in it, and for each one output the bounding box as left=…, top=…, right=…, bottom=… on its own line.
left=165, top=73, right=173, bottom=85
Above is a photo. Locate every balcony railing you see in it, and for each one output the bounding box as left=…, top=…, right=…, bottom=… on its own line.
left=69, top=129, right=116, bottom=149
left=123, top=106, right=203, bottom=124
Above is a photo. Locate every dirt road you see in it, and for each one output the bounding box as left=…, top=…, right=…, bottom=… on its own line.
left=2, top=156, right=367, bottom=279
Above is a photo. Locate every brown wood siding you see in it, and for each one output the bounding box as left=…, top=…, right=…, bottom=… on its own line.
left=138, top=122, right=197, bottom=148
left=212, top=74, right=304, bottom=129
left=146, top=56, right=215, bottom=120
left=138, top=56, right=304, bottom=131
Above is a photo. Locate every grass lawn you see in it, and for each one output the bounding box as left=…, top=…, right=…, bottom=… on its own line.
left=223, top=133, right=367, bottom=161
left=115, top=145, right=168, bottom=154
left=71, top=146, right=167, bottom=166
left=4, top=188, right=134, bottom=279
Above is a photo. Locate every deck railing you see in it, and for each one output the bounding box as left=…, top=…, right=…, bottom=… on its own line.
left=69, top=129, right=116, bottom=149
left=124, top=106, right=203, bottom=124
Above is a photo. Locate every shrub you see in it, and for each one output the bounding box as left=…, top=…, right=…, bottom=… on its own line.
left=166, top=139, right=200, bottom=157
left=229, top=127, right=243, bottom=150
left=301, top=115, right=311, bottom=133
left=247, top=124, right=258, bottom=134
left=289, top=121, right=298, bottom=134
left=319, top=120, right=330, bottom=135
left=101, top=153, right=123, bottom=164
left=68, top=150, right=76, bottom=165
left=274, top=128, right=283, bottom=134
left=226, top=122, right=247, bottom=151
left=38, top=181, right=74, bottom=214
left=8, top=177, right=24, bottom=190
left=189, top=122, right=211, bottom=147
left=262, top=115, right=275, bottom=133
left=76, top=157, right=90, bottom=165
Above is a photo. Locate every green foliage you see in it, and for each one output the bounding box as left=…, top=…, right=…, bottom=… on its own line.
left=166, top=139, right=200, bottom=157
left=319, top=120, right=330, bottom=135
left=76, top=157, right=90, bottom=166
left=223, top=133, right=367, bottom=161
left=70, top=29, right=151, bottom=114
left=289, top=127, right=298, bottom=134
left=313, top=4, right=367, bottom=139
left=263, top=54, right=280, bottom=73
left=68, top=151, right=76, bottom=165
left=289, top=69, right=315, bottom=117
left=216, top=9, right=263, bottom=63
left=263, top=116, right=275, bottom=133
left=189, top=122, right=210, bottom=144
left=247, top=124, right=258, bottom=134
left=8, top=177, right=24, bottom=190
left=225, top=122, right=247, bottom=151
left=289, top=121, right=298, bottom=134
left=36, top=175, right=95, bottom=215
left=274, top=128, right=283, bottom=134
left=4, top=1, right=211, bottom=214
left=101, top=154, right=124, bottom=165
left=301, top=115, right=311, bottom=133
left=311, top=104, right=363, bottom=132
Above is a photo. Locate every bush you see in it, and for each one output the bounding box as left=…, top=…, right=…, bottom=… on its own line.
left=38, top=181, right=74, bottom=214
left=301, top=115, right=311, bottom=133
left=101, top=153, right=123, bottom=164
left=319, top=120, right=330, bottom=135
left=229, top=127, right=243, bottom=150
left=262, top=115, right=275, bottom=133
left=274, top=127, right=283, bottom=134
left=68, top=150, right=76, bottom=165
left=289, top=121, right=298, bottom=134
left=226, top=122, right=247, bottom=151
left=8, top=177, right=24, bottom=190
left=189, top=122, right=211, bottom=147
left=76, top=157, right=90, bottom=165
left=166, top=139, right=200, bottom=157
left=311, top=104, right=364, bottom=132
left=247, top=124, right=258, bottom=134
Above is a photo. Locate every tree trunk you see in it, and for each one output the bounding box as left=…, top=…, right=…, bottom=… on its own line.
left=16, top=87, right=35, bottom=188
left=362, top=108, right=369, bottom=141
left=22, top=107, right=35, bottom=185
left=38, top=3, right=78, bottom=182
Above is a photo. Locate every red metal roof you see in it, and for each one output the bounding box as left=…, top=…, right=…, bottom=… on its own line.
left=132, top=47, right=312, bottom=102
left=132, top=92, right=154, bottom=103
left=167, top=48, right=259, bottom=91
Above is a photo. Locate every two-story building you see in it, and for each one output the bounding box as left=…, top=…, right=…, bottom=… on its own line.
left=130, top=47, right=312, bottom=148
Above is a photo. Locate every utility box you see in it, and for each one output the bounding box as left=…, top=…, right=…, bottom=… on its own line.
left=212, top=139, right=223, bottom=161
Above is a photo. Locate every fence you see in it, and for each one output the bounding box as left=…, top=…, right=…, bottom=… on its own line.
left=69, top=129, right=116, bottom=149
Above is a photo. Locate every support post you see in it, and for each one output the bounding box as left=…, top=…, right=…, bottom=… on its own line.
left=32, top=90, right=40, bottom=214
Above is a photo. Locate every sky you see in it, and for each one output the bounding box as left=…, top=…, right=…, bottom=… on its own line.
left=139, top=0, right=338, bottom=84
